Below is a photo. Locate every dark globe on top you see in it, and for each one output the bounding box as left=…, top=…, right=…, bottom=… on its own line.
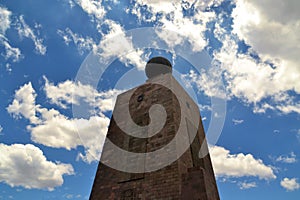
left=145, top=57, right=172, bottom=79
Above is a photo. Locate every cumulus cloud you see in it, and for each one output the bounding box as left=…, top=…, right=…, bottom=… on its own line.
left=157, top=9, right=214, bottom=52
left=131, top=0, right=216, bottom=52
left=7, top=79, right=120, bottom=163
left=232, top=0, right=300, bottom=65
left=209, top=0, right=300, bottom=114
left=28, top=109, right=109, bottom=163
left=212, top=33, right=300, bottom=114
left=210, top=146, right=276, bottom=180
left=43, top=76, right=121, bottom=112
left=72, top=0, right=106, bottom=20
left=16, top=15, right=46, bottom=55
left=0, top=143, right=74, bottom=190
left=281, top=178, right=300, bottom=191
left=7, top=82, right=39, bottom=124
left=98, top=19, right=148, bottom=70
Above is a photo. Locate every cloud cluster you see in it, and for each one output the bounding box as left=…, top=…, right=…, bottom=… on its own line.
left=280, top=178, right=300, bottom=191
left=131, top=0, right=216, bottom=52
left=0, top=6, right=22, bottom=63
left=211, top=0, right=300, bottom=114
left=16, top=16, right=46, bottom=55
left=72, top=0, right=106, bottom=20
left=0, top=6, right=47, bottom=67
left=57, top=19, right=148, bottom=70
left=97, top=19, right=148, bottom=70
left=57, top=28, right=96, bottom=55
left=232, top=0, right=300, bottom=66
left=182, top=69, right=227, bottom=99
left=0, top=143, right=74, bottom=191
left=7, top=80, right=279, bottom=187
left=179, top=1, right=300, bottom=115
left=7, top=79, right=121, bottom=163
left=210, top=146, right=276, bottom=180
left=209, top=33, right=300, bottom=114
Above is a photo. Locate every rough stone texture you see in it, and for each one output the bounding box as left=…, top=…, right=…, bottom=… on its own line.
left=90, top=74, right=220, bottom=200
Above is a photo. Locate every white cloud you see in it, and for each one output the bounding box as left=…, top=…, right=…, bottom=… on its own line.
left=198, top=104, right=212, bottom=111
left=0, top=125, right=3, bottom=133
left=205, top=0, right=300, bottom=115
left=58, top=20, right=148, bottom=70
left=157, top=9, right=214, bottom=52
left=276, top=152, right=297, bottom=164
left=16, top=15, right=46, bottom=55
left=132, top=0, right=220, bottom=18
left=0, top=143, right=74, bottom=190
left=98, top=19, right=147, bottom=70
left=57, top=28, right=96, bottom=55
left=28, top=109, right=109, bottom=163
left=281, top=178, right=300, bottom=191
left=134, top=0, right=178, bottom=15
left=213, top=34, right=300, bottom=114
left=131, top=0, right=216, bottom=52
left=72, top=0, right=106, bottom=20
left=0, top=6, right=11, bottom=34
left=182, top=69, right=227, bottom=99
left=43, top=76, right=121, bottom=112
left=210, top=146, right=276, bottom=180
left=193, top=0, right=223, bottom=10
left=0, top=38, right=22, bottom=62
left=7, top=79, right=119, bottom=163
left=220, top=0, right=300, bottom=114
left=232, top=0, right=300, bottom=65
left=0, top=6, right=22, bottom=63
left=214, top=36, right=275, bottom=103
left=276, top=104, right=300, bottom=115
left=238, top=181, right=257, bottom=190
left=0, top=6, right=46, bottom=64
left=7, top=82, right=39, bottom=124
left=232, top=119, right=244, bottom=125
left=44, top=76, right=96, bottom=109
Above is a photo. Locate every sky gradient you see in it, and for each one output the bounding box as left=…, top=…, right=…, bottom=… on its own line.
left=0, top=0, right=300, bottom=199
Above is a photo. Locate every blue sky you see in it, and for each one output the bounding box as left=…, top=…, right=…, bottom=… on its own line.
left=0, top=0, right=300, bottom=199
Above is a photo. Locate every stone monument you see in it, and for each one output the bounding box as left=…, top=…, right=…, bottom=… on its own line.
left=89, top=57, right=220, bottom=199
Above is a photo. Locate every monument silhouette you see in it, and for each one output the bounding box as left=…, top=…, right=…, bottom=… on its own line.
left=89, top=57, right=220, bottom=199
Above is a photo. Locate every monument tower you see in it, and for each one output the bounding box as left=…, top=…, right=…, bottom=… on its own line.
left=90, top=57, right=220, bottom=199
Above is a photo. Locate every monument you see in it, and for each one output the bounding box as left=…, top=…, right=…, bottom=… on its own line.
left=89, top=57, right=220, bottom=199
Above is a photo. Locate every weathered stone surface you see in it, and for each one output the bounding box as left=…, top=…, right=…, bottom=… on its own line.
left=89, top=74, right=220, bottom=200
